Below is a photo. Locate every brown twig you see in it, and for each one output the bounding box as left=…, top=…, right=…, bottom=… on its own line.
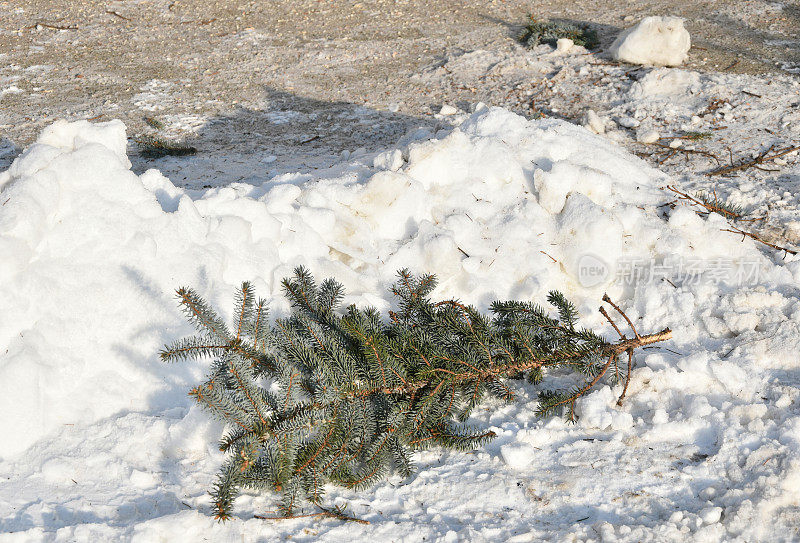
left=647, top=142, right=720, bottom=164
left=256, top=505, right=369, bottom=524
left=616, top=349, right=634, bottom=406
left=602, top=294, right=640, bottom=340
left=700, top=97, right=728, bottom=116
left=722, top=225, right=798, bottom=256
left=708, top=144, right=800, bottom=176
left=599, top=296, right=672, bottom=406
left=106, top=10, right=130, bottom=21
left=599, top=306, right=625, bottom=339
left=723, top=59, right=740, bottom=71
left=539, top=250, right=558, bottom=263
left=662, top=277, right=678, bottom=289
left=29, top=21, right=78, bottom=30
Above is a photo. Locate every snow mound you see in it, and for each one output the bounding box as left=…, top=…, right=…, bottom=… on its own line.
left=0, top=110, right=675, bottom=459
left=629, top=68, right=701, bottom=100
left=609, top=16, right=691, bottom=67
left=2, top=108, right=799, bottom=540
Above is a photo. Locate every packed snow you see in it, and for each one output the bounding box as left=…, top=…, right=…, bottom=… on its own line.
left=609, top=16, right=691, bottom=67
left=2, top=104, right=800, bottom=541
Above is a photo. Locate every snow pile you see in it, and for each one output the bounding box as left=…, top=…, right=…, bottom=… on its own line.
left=609, top=16, right=691, bottom=67
left=0, top=110, right=664, bottom=458
left=1, top=109, right=800, bottom=541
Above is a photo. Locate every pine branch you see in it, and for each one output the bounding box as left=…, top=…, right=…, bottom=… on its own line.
left=519, top=15, right=598, bottom=48
left=163, top=269, right=671, bottom=520
left=666, top=185, right=744, bottom=220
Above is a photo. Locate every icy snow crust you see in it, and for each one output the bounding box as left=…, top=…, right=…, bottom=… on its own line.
left=1, top=109, right=800, bottom=541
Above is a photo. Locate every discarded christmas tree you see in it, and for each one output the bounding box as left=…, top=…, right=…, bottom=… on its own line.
left=161, top=268, right=670, bottom=521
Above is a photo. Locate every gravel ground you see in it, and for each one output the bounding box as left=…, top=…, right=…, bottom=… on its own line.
left=1, top=0, right=799, bottom=182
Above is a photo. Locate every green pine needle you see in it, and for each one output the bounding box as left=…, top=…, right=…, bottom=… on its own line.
left=162, top=268, right=664, bottom=520
left=519, top=16, right=599, bottom=49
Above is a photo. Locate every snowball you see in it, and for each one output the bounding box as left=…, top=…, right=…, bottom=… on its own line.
left=584, top=109, right=606, bottom=134
left=500, top=442, right=536, bottom=470
left=556, top=38, right=574, bottom=53
left=699, top=506, right=723, bottom=525
left=609, top=16, right=691, bottom=67
left=637, top=129, right=660, bottom=144
left=616, top=116, right=640, bottom=129
left=652, top=409, right=669, bottom=424
left=373, top=149, right=404, bottom=171
left=577, top=387, right=632, bottom=430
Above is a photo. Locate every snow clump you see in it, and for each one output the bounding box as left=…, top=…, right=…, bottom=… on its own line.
left=609, top=16, right=691, bottom=67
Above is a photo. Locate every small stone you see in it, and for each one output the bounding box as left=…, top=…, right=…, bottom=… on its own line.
left=669, top=139, right=682, bottom=149
left=438, top=104, right=458, bottom=115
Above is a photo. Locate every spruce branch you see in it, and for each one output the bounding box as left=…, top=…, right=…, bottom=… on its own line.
left=666, top=185, right=744, bottom=220
left=163, top=270, right=671, bottom=520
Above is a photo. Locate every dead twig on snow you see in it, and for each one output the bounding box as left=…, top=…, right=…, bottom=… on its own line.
left=256, top=505, right=369, bottom=524
left=707, top=144, right=800, bottom=176
left=648, top=142, right=720, bottom=165
left=721, top=225, right=798, bottom=256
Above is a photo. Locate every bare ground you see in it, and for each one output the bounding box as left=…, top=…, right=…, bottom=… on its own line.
left=1, top=0, right=799, bottom=182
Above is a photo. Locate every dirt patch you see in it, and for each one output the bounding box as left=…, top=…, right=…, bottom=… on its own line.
left=0, top=0, right=798, bottom=180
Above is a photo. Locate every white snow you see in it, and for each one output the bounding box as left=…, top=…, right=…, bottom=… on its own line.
left=556, top=38, right=574, bottom=54
left=583, top=109, right=607, bottom=134
left=2, top=98, right=800, bottom=541
left=637, top=129, right=661, bottom=144
left=609, top=16, right=691, bottom=67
